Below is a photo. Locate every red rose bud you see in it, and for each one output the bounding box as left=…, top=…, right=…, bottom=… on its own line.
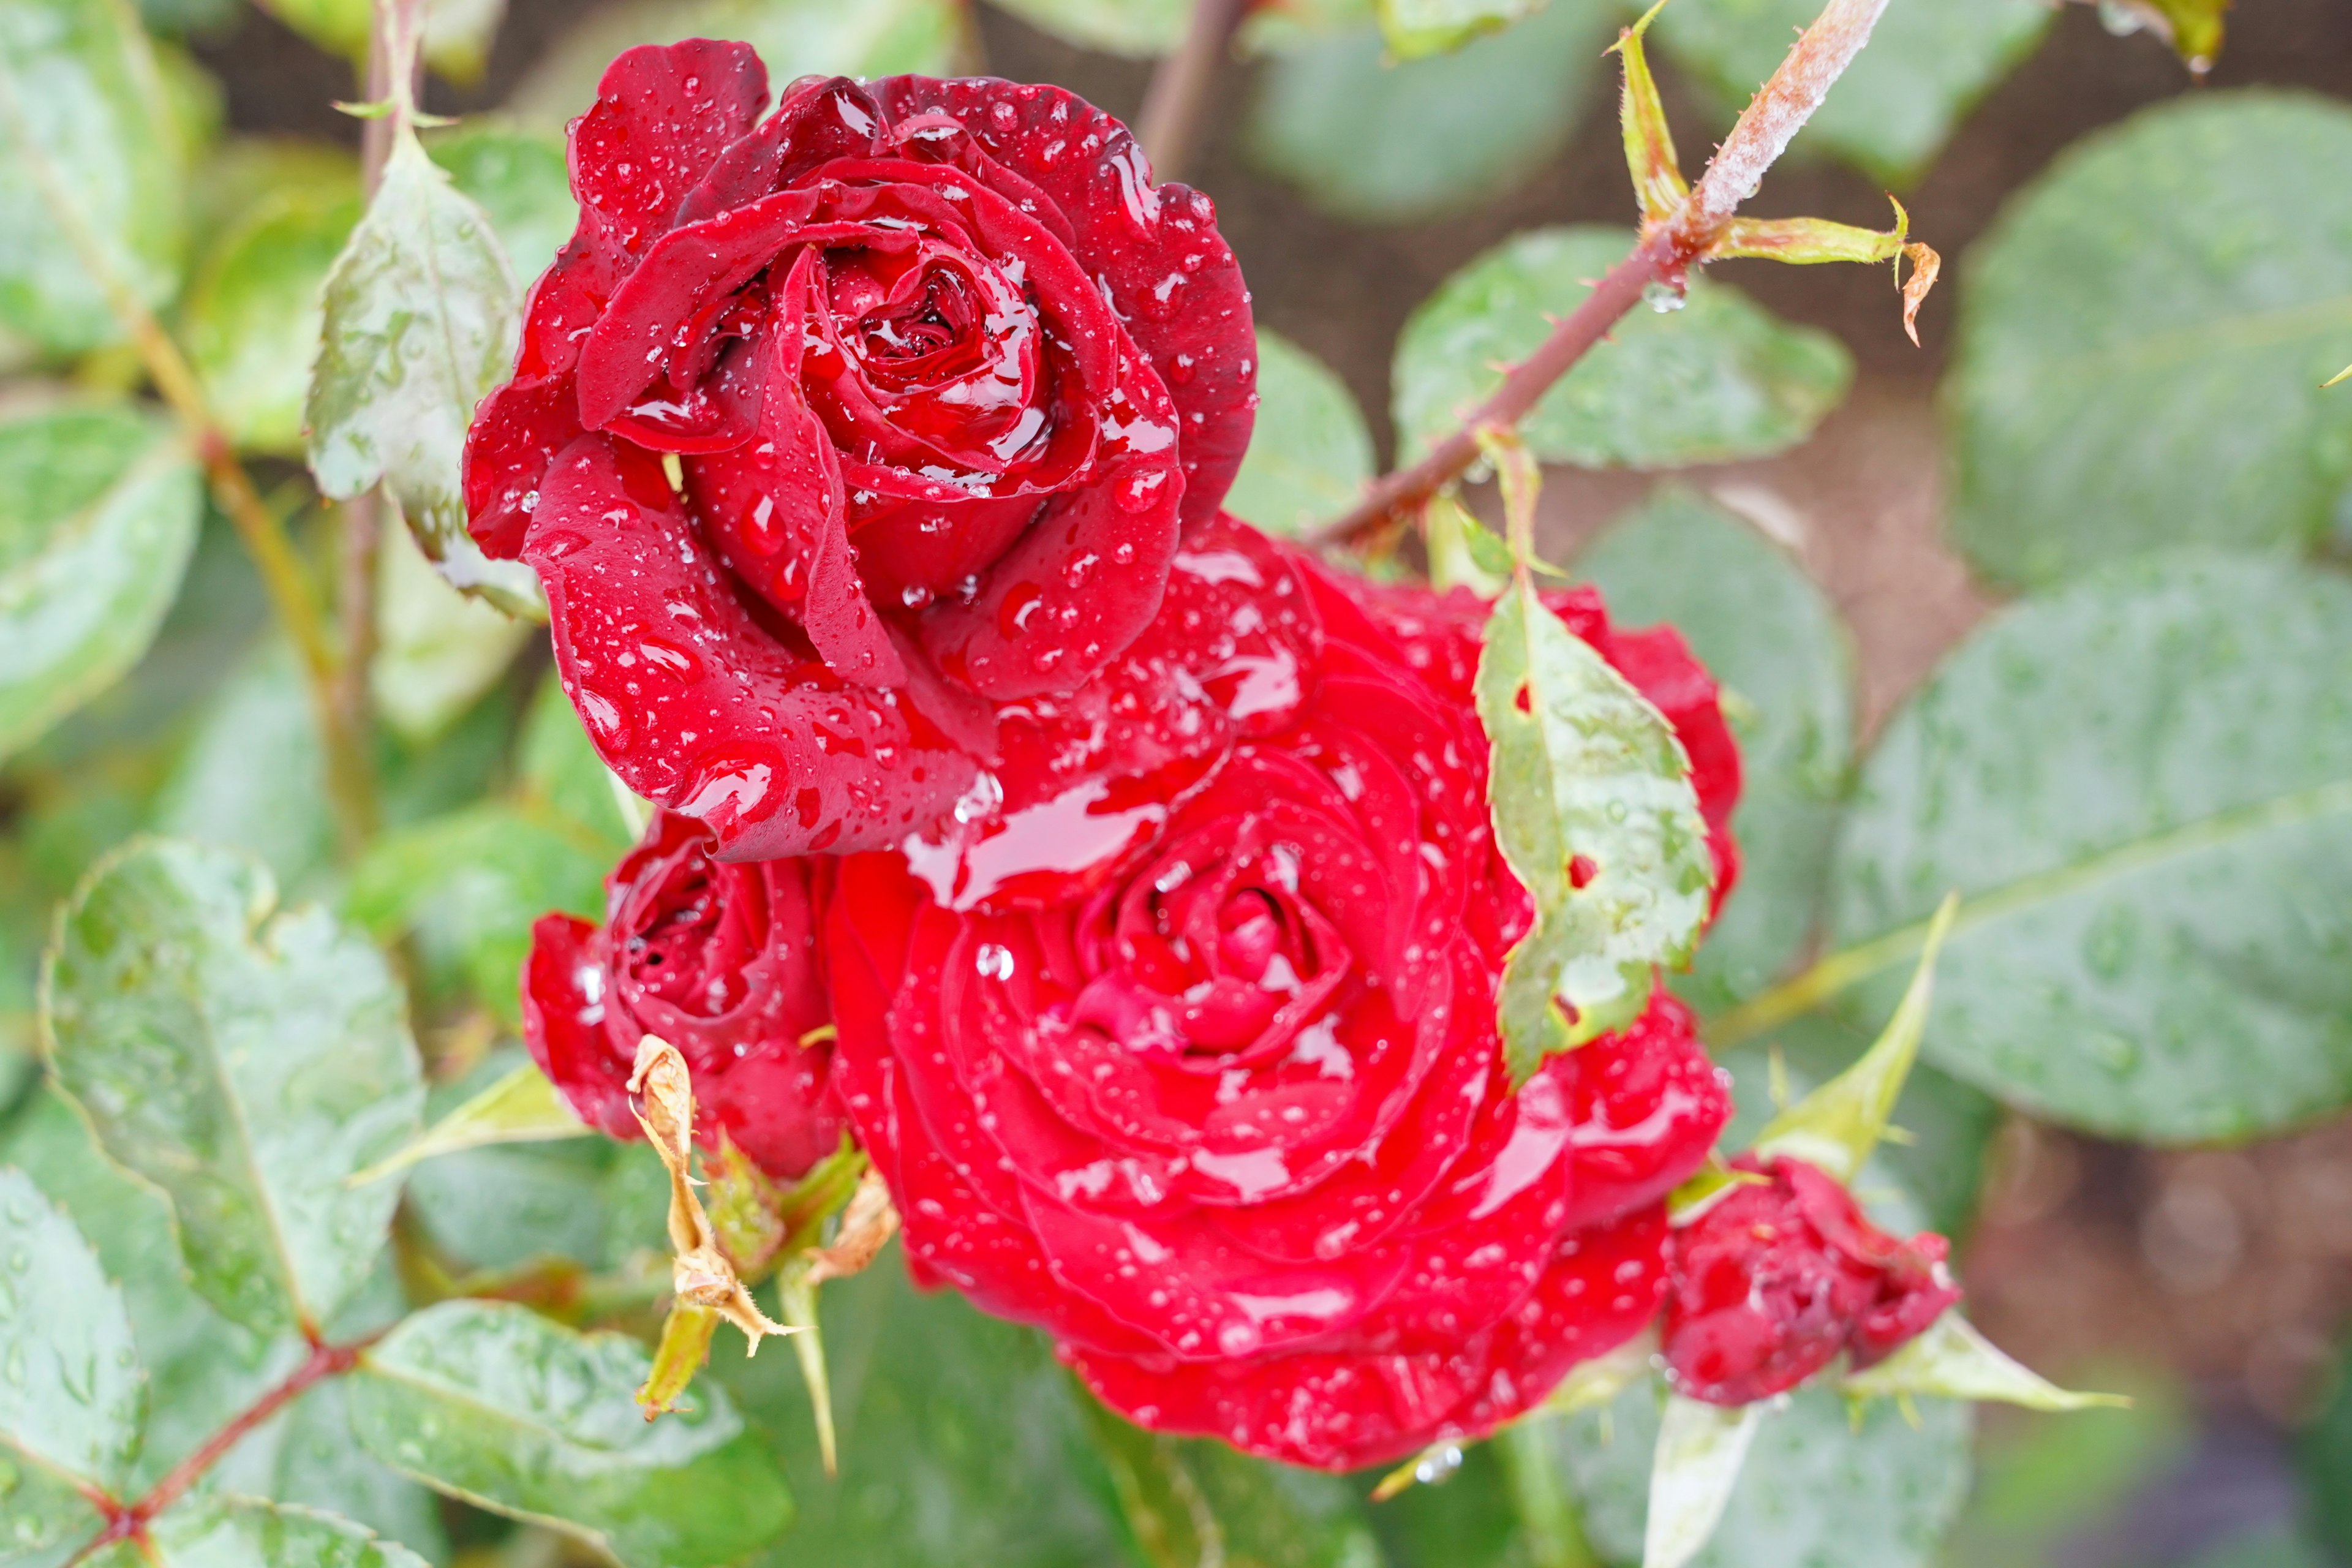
left=825, top=517, right=1741, bottom=1470
left=462, top=47, right=1255, bottom=859
left=1662, top=1155, right=1962, bottom=1407
left=524, top=810, right=846, bottom=1180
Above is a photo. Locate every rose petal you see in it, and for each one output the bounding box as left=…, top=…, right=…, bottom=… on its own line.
left=524, top=433, right=973, bottom=857
left=572, top=40, right=771, bottom=265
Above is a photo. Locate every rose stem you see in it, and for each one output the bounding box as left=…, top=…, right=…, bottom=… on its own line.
left=0, top=47, right=380, bottom=853
left=1136, top=0, right=1250, bottom=184
left=1310, top=0, right=1893, bottom=551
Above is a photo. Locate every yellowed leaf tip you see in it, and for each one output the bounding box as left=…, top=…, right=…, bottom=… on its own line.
left=1899, top=243, right=1941, bottom=348
left=2325, top=363, right=2352, bottom=390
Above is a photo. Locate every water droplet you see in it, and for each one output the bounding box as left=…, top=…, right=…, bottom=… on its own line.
left=1642, top=280, right=1687, bottom=314
left=975, top=944, right=1016, bottom=981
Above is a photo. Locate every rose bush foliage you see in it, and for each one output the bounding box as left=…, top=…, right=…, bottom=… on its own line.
left=465, top=45, right=1254, bottom=861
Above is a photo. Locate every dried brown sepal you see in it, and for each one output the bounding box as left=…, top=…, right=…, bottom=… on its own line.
left=627, top=1035, right=796, bottom=1422
left=796, top=1166, right=902, bottom=1290
left=1610, top=0, right=1687, bottom=228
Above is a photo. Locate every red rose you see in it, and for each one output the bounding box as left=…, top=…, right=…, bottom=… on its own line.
left=463, top=48, right=1256, bottom=858
left=824, top=516, right=1740, bottom=1469
left=524, top=809, right=845, bottom=1179
left=1662, top=1155, right=1961, bottom=1406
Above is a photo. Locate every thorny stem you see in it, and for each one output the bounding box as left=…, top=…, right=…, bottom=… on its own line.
left=64, top=1332, right=385, bottom=1564
left=1135, top=0, right=1249, bottom=184
left=0, top=54, right=380, bottom=853
left=1309, top=0, right=1895, bottom=550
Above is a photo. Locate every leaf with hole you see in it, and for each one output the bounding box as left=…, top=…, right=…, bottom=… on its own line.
left=1828, top=552, right=2352, bottom=1143
left=1476, top=578, right=1714, bottom=1078
left=1222, top=331, right=1374, bottom=540
left=1396, top=227, right=1851, bottom=469
left=41, top=838, right=424, bottom=1337
left=1577, top=487, right=1855, bottom=1011
left=349, top=1299, right=793, bottom=1568
left=0, top=402, right=203, bottom=766
left=1947, top=93, right=2352, bottom=588
left=0, top=0, right=192, bottom=353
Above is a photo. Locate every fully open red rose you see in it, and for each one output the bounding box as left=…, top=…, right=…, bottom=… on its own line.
left=1662, top=1154, right=1961, bottom=1406
left=464, top=47, right=1255, bottom=858
left=524, top=809, right=845, bottom=1179
left=824, top=516, right=1741, bottom=1469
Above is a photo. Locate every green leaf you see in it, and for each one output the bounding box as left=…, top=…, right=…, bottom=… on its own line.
left=1827, top=552, right=2352, bottom=1144
left=1366, top=1441, right=1525, bottom=1568
left=370, top=521, right=530, bottom=744
left=1640, top=1397, right=1761, bottom=1568
left=344, top=800, right=609, bottom=1026
left=0, top=402, right=203, bottom=766
left=143, top=1496, right=431, bottom=1568
left=0, top=1087, right=290, bottom=1492
left=217, top=1376, right=451, bottom=1565
left=1245, top=2, right=1618, bottom=224
left=1654, top=0, right=2051, bottom=186
left=1947, top=92, right=2352, bottom=589
left=1551, top=1377, right=1972, bottom=1568
left=306, top=129, right=538, bottom=616
left=1842, top=1312, right=2125, bottom=1412
left=717, top=1243, right=1133, bottom=1567
left=1222, top=331, right=1374, bottom=540
left=40, top=838, right=424, bottom=1337
left=1475, top=578, right=1714, bottom=1077
left=1395, top=226, right=1851, bottom=468
left=510, top=0, right=963, bottom=127
left=349, top=1299, right=793, bottom=1568
left=0, top=0, right=191, bottom=355
left=1378, top=0, right=1544, bottom=59
left=151, top=640, right=334, bottom=893
left=1577, top=487, right=1855, bottom=1011
left=1079, top=1398, right=1386, bottom=1568
left=0, top=1165, right=140, bottom=1553
left=986, top=0, right=1186, bottom=56
left=352, top=1059, right=584, bottom=1188
left=185, top=137, right=356, bottom=254
left=516, top=671, right=637, bottom=850
left=424, top=122, right=574, bottom=286
left=182, top=189, right=360, bottom=456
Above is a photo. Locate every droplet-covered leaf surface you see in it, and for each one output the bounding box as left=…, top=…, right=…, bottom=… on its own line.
left=0, top=403, right=203, bottom=765
left=1578, top=488, right=1854, bottom=1011
left=0, top=0, right=191, bottom=353
left=42, top=839, right=424, bottom=1336
left=1396, top=227, right=1851, bottom=469
left=0, top=1166, right=140, bottom=1555
left=1948, top=93, right=2352, bottom=588
left=141, top=1496, right=432, bottom=1568
left=350, top=1300, right=793, bottom=1568
left=1552, top=1376, right=1972, bottom=1568
left=1222, top=331, right=1375, bottom=540
left=1830, top=553, right=2352, bottom=1142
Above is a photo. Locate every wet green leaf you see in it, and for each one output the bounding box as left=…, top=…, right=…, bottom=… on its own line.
left=1828, top=552, right=2352, bottom=1143
left=0, top=1165, right=139, bottom=1554
left=350, top=1299, right=793, bottom=1568
left=1948, top=93, right=2352, bottom=589
left=370, top=522, right=531, bottom=744
left=41, top=839, right=424, bottom=1337
left=1476, top=578, right=1713, bottom=1077
left=151, top=641, right=334, bottom=894
left=344, top=800, right=609, bottom=1025
left=143, top=1496, right=431, bottom=1568
left=353, top=1059, right=584, bottom=1188
left=1080, top=1398, right=1386, bottom=1568
left=1550, top=1376, right=1972, bottom=1568
left=183, top=190, right=360, bottom=456
left=1223, top=331, right=1374, bottom=540
left=0, top=0, right=192, bottom=355
left=1843, top=1312, right=2125, bottom=1412
left=213, top=1376, right=451, bottom=1566
left=0, top=402, right=203, bottom=766
left=1246, top=2, right=1618, bottom=223
left=1577, top=488, right=1855, bottom=1011
left=511, top=0, right=963, bottom=126
left=306, top=130, right=538, bottom=616
left=1654, top=0, right=2052, bottom=186
left=718, top=1244, right=1133, bottom=1568
left=1396, top=227, right=1851, bottom=468
left=424, top=123, right=573, bottom=286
